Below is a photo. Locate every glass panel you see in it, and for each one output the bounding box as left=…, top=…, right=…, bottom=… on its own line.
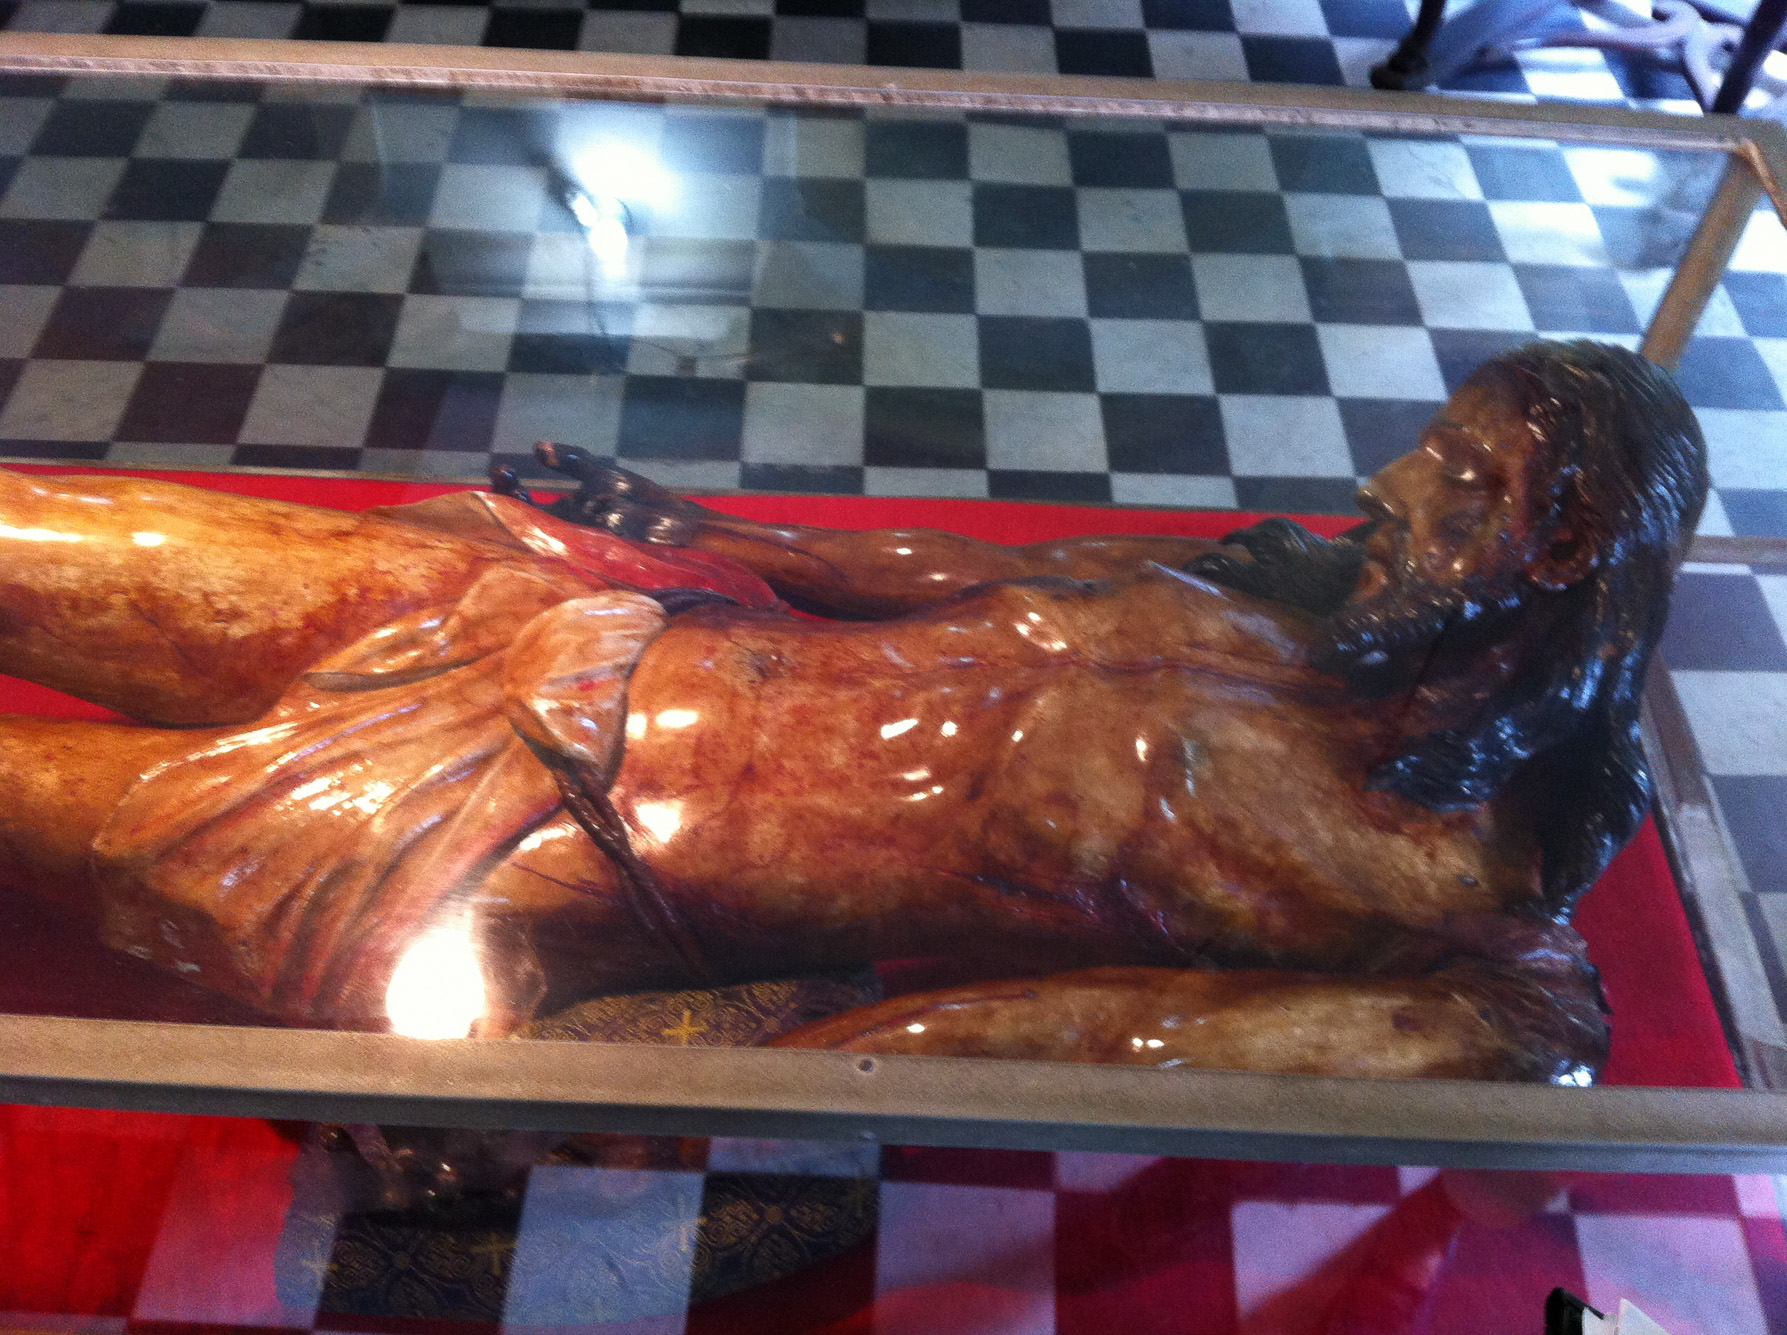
left=0, top=71, right=1769, bottom=1106
left=3, top=1107, right=1781, bottom=1333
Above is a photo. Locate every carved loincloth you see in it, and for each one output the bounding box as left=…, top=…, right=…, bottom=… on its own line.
left=90, top=496, right=777, bottom=1029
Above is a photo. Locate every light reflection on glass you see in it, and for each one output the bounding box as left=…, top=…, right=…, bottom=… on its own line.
left=386, top=924, right=487, bottom=1040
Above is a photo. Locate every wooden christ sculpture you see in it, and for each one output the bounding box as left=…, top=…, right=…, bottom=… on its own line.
left=0, top=340, right=1707, bottom=1084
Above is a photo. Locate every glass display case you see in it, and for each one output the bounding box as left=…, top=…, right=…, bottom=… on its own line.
left=0, top=32, right=1783, bottom=1187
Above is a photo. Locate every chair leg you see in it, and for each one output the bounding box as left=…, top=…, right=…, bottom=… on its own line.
left=1371, top=0, right=1451, bottom=88
left=1711, top=0, right=1787, bottom=112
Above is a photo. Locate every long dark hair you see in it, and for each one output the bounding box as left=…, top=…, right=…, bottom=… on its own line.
left=1194, top=341, right=1708, bottom=909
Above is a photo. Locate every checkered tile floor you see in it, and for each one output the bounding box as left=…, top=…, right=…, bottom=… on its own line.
left=6, top=1115, right=1786, bottom=1333
left=2, top=2, right=1787, bottom=1070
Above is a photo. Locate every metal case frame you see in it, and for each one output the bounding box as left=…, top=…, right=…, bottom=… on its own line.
left=2, top=32, right=1786, bottom=1173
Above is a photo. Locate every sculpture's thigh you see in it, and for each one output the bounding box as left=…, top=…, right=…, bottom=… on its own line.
left=0, top=470, right=501, bottom=724
left=0, top=715, right=206, bottom=922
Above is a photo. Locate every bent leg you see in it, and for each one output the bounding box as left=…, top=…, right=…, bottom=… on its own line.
left=0, top=715, right=205, bottom=923
left=0, top=469, right=509, bottom=724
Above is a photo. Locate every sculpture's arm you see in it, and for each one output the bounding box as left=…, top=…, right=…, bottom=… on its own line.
left=494, top=446, right=1224, bottom=618
left=771, top=957, right=1608, bottom=1085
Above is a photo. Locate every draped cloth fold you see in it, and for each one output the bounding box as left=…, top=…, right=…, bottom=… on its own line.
left=88, top=495, right=774, bottom=1029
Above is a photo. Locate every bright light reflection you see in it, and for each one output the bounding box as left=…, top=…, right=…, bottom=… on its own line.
left=131, top=531, right=166, bottom=547
left=1135, top=738, right=1149, bottom=763
left=386, top=926, right=486, bottom=1040
left=880, top=718, right=918, bottom=740
left=571, top=142, right=677, bottom=209
left=626, top=713, right=648, bottom=740
left=1011, top=730, right=1024, bottom=743
left=0, top=524, right=81, bottom=543
left=634, top=800, right=684, bottom=843
left=906, top=1022, right=925, bottom=1034
left=656, top=708, right=699, bottom=729
left=940, top=721, right=957, bottom=737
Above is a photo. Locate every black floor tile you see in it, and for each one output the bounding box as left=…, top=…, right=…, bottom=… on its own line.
left=1067, top=130, right=1174, bottom=189
left=232, top=443, right=364, bottom=470
left=865, top=245, right=975, bottom=312
left=104, top=1, right=205, bottom=35
left=659, top=114, right=767, bottom=175
left=1435, top=57, right=1529, bottom=96
left=322, top=162, right=441, bottom=226
left=1241, top=36, right=1345, bottom=87
left=1268, top=134, right=1378, bottom=195
left=1082, top=252, right=1197, bottom=319
left=1300, top=256, right=1422, bottom=325
left=445, top=106, right=550, bottom=165
left=1720, top=489, right=1787, bottom=538
left=758, top=177, right=865, bottom=243
left=239, top=103, right=358, bottom=160
left=1712, top=775, right=1787, bottom=896
left=740, top=462, right=864, bottom=493
left=1204, top=321, right=1329, bottom=395
left=1100, top=392, right=1226, bottom=473
left=973, top=183, right=1080, bottom=249
left=116, top=361, right=260, bottom=443
left=778, top=0, right=867, bottom=13
left=1234, top=475, right=1362, bottom=513
left=0, top=439, right=111, bottom=461
left=0, top=220, right=92, bottom=285
left=33, top=286, right=172, bottom=361
left=864, top=120, right=969, bottom=180
left=104, top=158, right=231, bottom=222
left=616, top=375, right=748, bottom=460
left=30, top=99, right=154, bottom=156
left=1054, top=29, right=1153, bottom=78
left=1387, top=198, right=1505, bottom=262
left=864, top=386, right=985, bottom=468
left=290, top=5, right=393, bottom=42
left=1725, top=271, right=1787, bottom=338
left=1318, top=0, right=1408, bottom=38
left=1661, top=572, right=1787, bottom=670
left=1673, top=337, right=1786, bottom=411
left=978, top=315, right=1096, bottom=391
left=1337, top=396, right=1442, bottom=475
left=268, top=290, right=403, bottom=366
left=1427, top=327, right=1534, bottom=394
left=962, top=0, right=1048, bottom=20
left=1180, top=190, right=1293, bottom=254
left=746, top=308, right=863, bottom=383
left=989, top=469, right=1112, bottom=502
left=182, top=222, right=311, bottom=289
left=865, top=21, right=962, bottom=69
left=365, top=368, right=505, bottom=452
left=1513, top=264, right=1640, bottom=334
left=1463, top=144, right=1581, bottom=202
left=674, top=16, right=773, bottom=59
left=484, top=9, right=582, bottom=49
left=410, top=230, right=534, bottom=297
left=508, top=332, right=629, bottom=375
left=1141, top=0, right=1231, bottom=27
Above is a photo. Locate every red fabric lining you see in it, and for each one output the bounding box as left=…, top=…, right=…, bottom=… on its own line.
left=0, top=467, right=1737, bottom=1088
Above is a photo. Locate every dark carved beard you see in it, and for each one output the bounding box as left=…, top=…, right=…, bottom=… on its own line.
left=1317, top=570, right=1526, bottom=699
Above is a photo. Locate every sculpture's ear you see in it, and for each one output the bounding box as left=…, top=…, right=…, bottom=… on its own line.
left=1529, top=520, right=1599, bottom=592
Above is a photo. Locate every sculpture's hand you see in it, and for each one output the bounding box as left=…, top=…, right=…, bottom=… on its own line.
left=1186, top=517, right=1370, bottom=617
left=491, top=445, right=705, bottom=547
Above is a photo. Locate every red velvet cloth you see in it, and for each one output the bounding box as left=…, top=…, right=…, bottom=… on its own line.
left=0, top=468, right=1737, bottom=1088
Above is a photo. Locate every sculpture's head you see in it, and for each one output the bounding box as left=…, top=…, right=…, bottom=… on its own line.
left=1326, top=340, right=1708, bottom=906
